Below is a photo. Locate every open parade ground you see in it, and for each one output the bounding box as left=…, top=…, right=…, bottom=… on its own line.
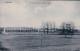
left=0, top=34, right=80, bottom=51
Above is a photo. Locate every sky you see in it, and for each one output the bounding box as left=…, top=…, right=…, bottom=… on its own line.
left=0, top=0, right=80, bottom=29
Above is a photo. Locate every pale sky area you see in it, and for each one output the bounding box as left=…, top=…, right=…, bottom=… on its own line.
left=0, top=0, right=80, bottom=29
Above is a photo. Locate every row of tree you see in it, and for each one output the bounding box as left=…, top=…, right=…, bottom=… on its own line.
left=41, top=22, right=75, bottom=37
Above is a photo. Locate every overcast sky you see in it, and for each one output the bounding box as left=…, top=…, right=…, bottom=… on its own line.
left=0, top=0, right=80, bottom=29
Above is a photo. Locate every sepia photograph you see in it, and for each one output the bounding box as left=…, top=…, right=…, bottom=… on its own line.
left=0, top=0, right=80, bottom=51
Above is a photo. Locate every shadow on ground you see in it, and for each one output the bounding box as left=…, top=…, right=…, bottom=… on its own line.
left=0, top=41, right=10, bottom=51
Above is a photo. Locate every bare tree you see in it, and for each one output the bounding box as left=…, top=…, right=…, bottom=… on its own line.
left=42, top=22, right=49, bottom=34
left=42, top=22, right=55, bottom=34
left=60, top=22, right=75, bottom=37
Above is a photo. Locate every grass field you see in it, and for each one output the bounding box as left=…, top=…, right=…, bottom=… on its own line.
left=0, top=34, right=80, bottom=51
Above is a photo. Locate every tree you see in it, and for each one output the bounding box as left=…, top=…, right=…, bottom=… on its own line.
left=60, top=22, right=75, bottom=37
left=42, top=22, right=55, bottom=34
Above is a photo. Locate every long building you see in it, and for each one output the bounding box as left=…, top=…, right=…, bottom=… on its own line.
left=3, top=27, right=38, bottom=34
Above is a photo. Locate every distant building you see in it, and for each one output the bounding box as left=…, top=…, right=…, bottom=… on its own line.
left=0, top=28, right=4, bottom=34
left=39, top=28, right=58, bottom=34
left=4, top=27, right=38, bottom=34
left=0, top=27, right=79, bottom=35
